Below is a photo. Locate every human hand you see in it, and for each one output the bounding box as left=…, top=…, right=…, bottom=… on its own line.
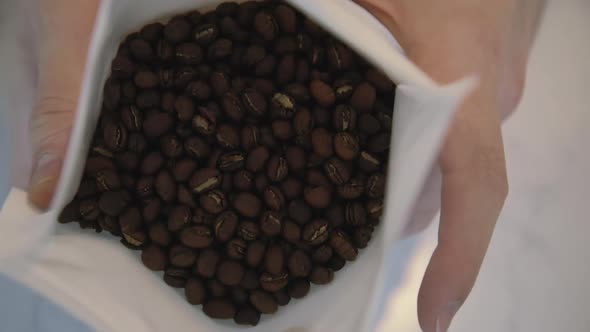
left=28, top=0, right=100, bottom=209
left=355, top=0, right=546, bottom=331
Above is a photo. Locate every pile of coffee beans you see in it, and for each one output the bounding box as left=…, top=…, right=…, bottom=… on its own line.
left=59, top=0, right=395, bottom=326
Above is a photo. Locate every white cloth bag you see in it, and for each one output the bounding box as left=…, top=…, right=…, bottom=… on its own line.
left=0, top=1, right=473, bottom=331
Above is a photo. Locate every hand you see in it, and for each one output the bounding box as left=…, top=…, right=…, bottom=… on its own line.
left=28, top=0, right=99, bottom=209
left=355, top=0, right=545, bottom=331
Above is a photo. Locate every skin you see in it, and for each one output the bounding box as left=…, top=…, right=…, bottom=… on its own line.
left=28, top=1, right=545, bottom=331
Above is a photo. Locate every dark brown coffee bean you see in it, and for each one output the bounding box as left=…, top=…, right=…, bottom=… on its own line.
left=142, top=112, right=173, bottom=137
left=288, top=200, right=311, bottom=225
left=99, top=190, right=130, bottom=216
left=324, top=158, right=351, bottom=185
left=173, top=95, right=194, bottom=122
left=326, top=204, right=345, bottom=228
left=231, top=287, right=249, bottom=306
left=163, top=268, right=189, bottom=287
left=127, top=133, right=147, bottom=154
left=311, top=128, right=333, bottom=158
left=141, top=245, right=168, bottom=271
left=185, top=278, right=206, bottom=305
left=192, top=106, right=217, bottom=136
left=273, top=289, right=291, bottom=306
left=208, top=38, right=233, bottom=59
left=259, top=271, right=289, bottom=292
left=242, top=45, right=266, bottom=66
left=326, top=42, right=354, bottom=71
left=230, top=192, right=262, bottom=219
left=351, top=82, right=377, bottom=112
left=199, top=190, right=227, bottom=215
left=186, top=80, right=211, bottom=100
left=193, top=248, right=219, bottom=278
left=288, top=250, right=312, bottom=278
left=338, top=177, right=365, bottom=200
left=207, top=279, right=227, bottom=297
left=111, top=55, right=136, bottom=79
left=359, top=113, right=381, bottom=135
left=309, top=266, right=334, bottom=285
left=214, top=210, right=238, bottom=242
left=222, top=92, right=246, bottom=121
left=173, top=66, right=197, bottom=88
left=263, top=186, right=285, bottom=211
left=310, top=80, right=336, bottom=107
left=136, top=176, right=154, bottom=197
left=267, top=155, right=288, bottom=182
left=345, top=202, right=367, bottom=226
left=312, top=244, right=333, bottom=263
left=271, top=93, right=296, bottom=119
left=160, top=134, right=183, bottom=158
left=366, top=173, right=386, bottom=198
left=209, top=71, right=231, bottom=97
left=354, top=226, right=373, bottom=248
left=282, top=220, right=301, bottom=243
left=103, top=122, right=128, bottom=152
left=136, top=89, right=161, bottom=109
left=84, top=156, right=115, bottom=177
left=139, top=22, right=163, bottom=42
left=237, top=221, right=260, bottom=241
left=218, top=151, right=245, bottom=172
left=366, top=68, right=394, bottom=93
left=277, top=54, right=295, bottom=84
left=249, top=291, right=277, bottom=315
left=334, top=132, right=360, bottom=161
left=185, top=136, right=210, bottom=159
left=281, top=177, right=302, bottom=200
left=273, top=4, right=296, bottom=33
left=293, top=108, right=313, bottom=137
left=59, top=200, right=81, bottom=224
left=141, top=196, right=162, bottom=223
left=194, top=23, right=219, bottom=45
left=140, top=152, right=163, bottom=175
left=234, top=307, right=260, bottom=326
left=254, top=11, right=278, bottom=41
left=330, top=230, right=357, bottom=261
left=180, top=225, right=213, bottom=248
left=233, top=170, right=254, bottom=191
left=274, top=36, right=297, bottom=54
left=156, top=39, right=174, bottom=62
left=368, top=132, right=391, bottom=153
left=302, top=219, right=329, bottom=246
left=175, top=42, right=203, bottom=65
left=263, top=244, right=283, bottom=275
left=204, top=298, right=236, bottom=319
left=260, top=211, right=282, bottom=237
left=303, top=185, right=333, bottom=209
left=79, top=199, right=101, bottom=221
left=155, top=170, right=176, bottom=202
left=216, top=124, right=240, bottom=149
left=95, top=169, right=121, bottom=192
left=246, top=241, right=266, bottom=267
left=216, top=260, right=245, bottom=286
left=76, top=179, right=98, bottom=199
left=325, top=254, right=344, bottom=272
left=241, top=125, right=260, bottom=151
left=122, top=229, right=147, bottom=249
left=283, top=84, right=309, bottom=104
left=149, top=223, right=171, bottom=246
left=271, top=120, right=293, bottom=140
left=171, top=159, right=197, bottom=182
left=129, top=38, right=154, bottom=62
left=254, top=173, right=270, bottom=193
left=120, top=105, right=142, bottom=132
left=168, top=205, right=192, bottom=232
left=255, top=54, right=276, bottom=77
left=115, top=151, right=139, bottom=171
left=287, top=279, right=310, bottom=299
left=241, top=88, right=267, bottom=117
left=119, top=207, right=141, bottom=233
left=358, top=151, right=381, bottom=173
left=259, top=126, right=278, bottom=149
left=227, top=238, right=248, bottom=260
left=169, top=245, right=197, bottom=267
left=134, top=70, right=158, bottom=89
left=367, top=199, right=384, bottom=220
left=164, top=17, right=191, bottom=43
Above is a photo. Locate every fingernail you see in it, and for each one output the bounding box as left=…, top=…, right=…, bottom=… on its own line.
left=435, top=301, right=461, bottom=332
left=29, top=153, right=61, bottom=209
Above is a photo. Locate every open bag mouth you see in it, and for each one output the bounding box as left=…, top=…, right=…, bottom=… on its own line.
left=0, top=1, right=474, bottom=332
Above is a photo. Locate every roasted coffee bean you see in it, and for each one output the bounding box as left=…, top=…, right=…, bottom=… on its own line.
left=255, top=54, right=276, bottom=76
left=354, top=226, right=373, bottom=248
left=136, top=176, right=155, bottom=197
left=285, top=83, right=310, bottom=103
left=334, top=132, right=360, bottom=160
left=140, top=22, right=163, bottom=42
left=263, top=186, right=285, bottom=211
left=119, top=207, right=141, bottom=233
left=143, top=112, right=173, bottom=137
left=366, top=68, right=394, bottom=93
left=207, top=279, right=227, bottom=297
left=116, top=151, right=139, bottom=171
left=254, top=11, right=278, bottom=41
left=277, top=54, right=295, bottom=84
left=59, top=200, right=81, bottom=224
left=80, top=199, right=101, bottom=221
left=310, top=80, right=335, bottom=108
left=288, top=199, right=311, bottom=225
left=185, top=136, right=210, bottom=159
left=174, top=95, right=195, bottom=121
left=232, top=287, right=249, bottom=305
left=274, top=36, right=297, bottom=54
left=175, top=42, right=203, bottom=64
left=195, top=248, right=220, bottom=278
left=222, top=92, right=246, bottom=121
left=271, top=120, right=293, bottom=140
left=366, top=173, right=386, bottom=198
left=120, top=105, right=142, bottom=132
left=199, top=190, right=227, bottom=214
left=203, top=299, right=236, bottom=319
left=122, top=229, right=147, bottom=249
left=129, top=38, right=154, bottom=62
left=366, top=199, right=384, bottom=220
left=312, top=244, right=333, bottom=263
left=194, top=23, right=219, bottom=45
left=326, top=42, right=354, bottom=71
left=136, top=89, right=161, bottom=109
left=95, top=169, right=121, bottom=192
left=288, top=250, right=312, bottom=278
left=210, top=71, right=231, bottom=96
left=233, top=170, right=254, bottom=191
left=358, top=151, right=381, bottom=173
left=303, top=185, right=333, bottom=209
left=273, top=289, right=291, bottom=306
left=330, top=230, right=357, bottom=261
left=155, top=170, right=176, bottom=202
left=77, top=179, right=98, bottom=198
left=208, top=38, right=233, bottom=59
left=169, top=245, right=197, bottom=267
left=241, top=125, right=260, bottom=151
left=237, top=221, right=260, bottom=241
left=217, top=260, right=245, bottom=286
left=247, top=241, right=266, bottom=267
left=173, top=66, right=197, bottom=88
left=293, top=108, right=313, bottom=137
left=168, top=205, right=192, bottom=232
left=98, top=190, right=130, bottom=216
left=287, top=279, right=311, bottom=300
left=345, top=202, right=367, bottom=226
left=324, top=158, right=352, bottom=185
left=282, top=220, right=301, bottom=243
left=281, top=177, right=302, bottom=200
left=157, top=39, right=175, bottom=62
left=127, top=133, right=147, bottom=154
left=216, top=124, right=240, bottom=149
left=185, top=278, right=206, bottom=305
left=214, top=210, right=238, bottom=242
left=164, top=17, right=191, bottom=43
left=302, top=219, right=329, bottom=246
left=218, top=151, right=245, bottom=172
left=351, top=82, right=377, bottom=112
left=254, top=173, right=270, bottom=193
left=160, top=134, right=183, bottom=158
left=232, top=192, right=262, bottom=218
left=326, top=204, right=345, bottom=228
left=111, top=55, right=136, bottom=79
left=311, top=128, right=333, bottom=158
left=234, top=307, right=260, bottom=326
left=103, top=122, right=128, bottom=152
left=134, top=70, right=159, bottom=89
left=181, top=225, right=214, bottom=248
left=271, top=93, right=296, bottom=119
left=84, top=156, right=115, bottom=176
left=267, top=155, right=288, bottom=182
left=243, top=45, right=266, bottom=66
left=359, top=113, right=381, bottom=135
left=141, top=245, right=168, bottom=271
left=259, top=126, right=278, bottom=149
left=337, top=177, right=365, bottom=200
left=259, top=271, right=289, bottom=292
left=186, top=80, right=211, bottom=100
left=227, top=238, right=248, bottom=260
left=140, top=152, right=164, bottom=175
left=310, top=266, right=334, bottom=285
left=192, top=106, right=218, bottom=136
left=141, top=196, right=162, bottom=223
left=334, top=80, right=354, bottom=101
left=172, top=159, right=197, bottom=182
left=260, top=210, right=282, bottom=237
left=246, top=144, right=270, bottom=171
left=163, top=267, right=190, bottom=287
left=149, top=223, right=171, bottom=246
left=368, top=132, right=390, bottom=153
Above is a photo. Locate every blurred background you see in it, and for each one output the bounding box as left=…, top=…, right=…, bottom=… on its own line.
left=0, top=1, right=588, bottom=331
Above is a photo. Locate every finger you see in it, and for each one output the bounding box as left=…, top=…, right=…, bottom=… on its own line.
left=29, top=1, right=99, bottom=209
left=417, top=90, right=508, bottom=332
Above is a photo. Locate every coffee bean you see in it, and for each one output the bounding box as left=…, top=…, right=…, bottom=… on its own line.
left=354, top=226, right=373, bottom=249
left=302, top=219, right=329, bottom=246
left=232, top=192, right=262, bottom=218
left=286, top=279, right=309, bottom=300
left=358, top=151, right=381, bottom=173
left=259, top=271, right=289, bottom=292
left=185, top=136, right=210, bottom=159
left=345, top=202, right=367, bottom=226
left=80, top=199, right=101, bottom=220
left=149, top=223, right=171, bottom=246
left=119, top=207, right=141, bottom=233
left=175, top=42, right=203, bottom=65
left=163, top=267, right=190, bottom=287
left=59, top=200, right=81, bottom=224
left=222, top=92, right=246, bottom=121
left=326, top=42, right=354, bottom=71
left=366, top=173, right=386, bottom=198
left=241, top=125, right=260, bottom=151
left=195, top=248, right=220, bottom=278
left=143, top=112, right=173, bottom=137
left=127, top=133, right=147, bottom=154
left=330, top=230, right=357, bottom=261
left=165, top=17, right=191, bottom=43
left=310, top=80, right=336, bottom=108
left=180, top=225, right=214, bottom=248
left=254, top=173, right=270, bottom=193
left=334, top=132, right=360, bottom=161
left=337, top=177, right=365, bottom=200
left=208, top=38, right=233, bottom=59
left=237, top=221, right=260, bottom=241
left=273, top=289, right=291, bottom=307
left=303, top=185, right=333, bottom=209
left=199, top=190, right=227, bottom=215
left=140, top=152, right=163, bottom=175
left=210, top=71, right=231, bottom=97
left=288, top=250, right=312, bottom=277
left=359, top=113, right=381, bottom=135
left=227, top=238, right=248, bottom=260
left=326, top=204, right=345, bottom=228
left=155, top=170, right=176, bottom=202
left=259, top=126, right=278, bottom=149
left=141, top=245, right=168, bottom=271
left=277, top=55, right=295, bottom=84
left=120, top=106, right=142, bottom=132
left=217, top=260, right=245, bottom=286
left=247, top=241, right=266, bottom=267
left=129, top=38, right=154, bottom=62
left=95, top=169, right=121, bottom=192
left=254, top=11, right=278, bottom=41
left=173, top=95, right=194, bottom=122
left=99, top=190, right=130, bottom=216
left=368, top=132, right=390, bottom=153
left=246, top=292, right=277, bottom=317
left=122, top=229, right=147, bottom=249
left=267, top=155, right=288, bottom=182
left=103, top=122, right=128, bottom=152
left=141, top=196, right=162, bottom=223
left=281, top=177, right=303, bottom=200
left=204, top=298, right=236, bottom=319
left=185, top=278, right=206, bottom=305
left=271, top=120, right=293, bottom=140
left=218, top=151, right=245, bottom=172
left=135, top=176, right=154, bottom=198
left=288, top=199, right=311, bottom=225
left=169, top=245, right=197, bottom=268
left=214, top=211, right=238, bottom=242
left=186, top=80, right=211, bottom=100
left=367, top=199, right=384, bottom=220
left=168, top=205, right=192, bottom=232
left=260, top=211, right=282, bottom=237
left=160, top=134, right=183, bottom=158
left=293, top=108, right=314, bottom=137
left=234, top=307, right=260, bottom=326
left=282, top=220, right=301, bottom=243
left=274, top=36, right=297, bottom=55
left=216, top=124, right=240, bottom=149
left=311, top=128, right=333, bottom=158
left=366, top=68, right=394, bottom=93
left=191, top=107, right=217, bottom=136
left=309, top=266, right=334, bottom=285
left=232, top=170, right=253, bottom=191
left=271, top=93, right=296, bottom=119
left=255, top=55, right=276, bottom=76
left=136, top=89, right=161, bottom=109
left=194, top=23, right=219, bottom=45
left=171, top=159, right=197, bottom=182
left=351, top=82, right=377, bottom=112
left=207, top=279, right=227, bottom=297
left=111, top=55, right=136, bottom=79
left=263, top=186, right=285, bottom=211
left=312, top=244, right=333, bottom=263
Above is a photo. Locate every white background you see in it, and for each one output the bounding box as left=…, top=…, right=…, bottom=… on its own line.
left=0, top=1, right=589, bottom=331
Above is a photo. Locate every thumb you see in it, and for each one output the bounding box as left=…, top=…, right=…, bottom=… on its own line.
left=29, top=0, right=99, bottom=209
